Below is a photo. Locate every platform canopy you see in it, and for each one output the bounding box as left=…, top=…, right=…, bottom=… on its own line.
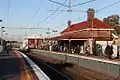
left=49, top=29, right=113, bottom=41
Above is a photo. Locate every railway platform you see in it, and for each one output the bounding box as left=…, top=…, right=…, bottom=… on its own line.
left=0, top=50, right=50, bottom=80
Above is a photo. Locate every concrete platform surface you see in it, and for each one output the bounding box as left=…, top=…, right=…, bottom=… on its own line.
left=0, top=50, right=50, bottom=80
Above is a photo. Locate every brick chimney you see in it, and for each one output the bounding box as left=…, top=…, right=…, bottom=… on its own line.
left=68, top=20, right=72, bottom=27
left=87, top=8, right=95, bottom=28
left=87, top=8, right=95, bottom=21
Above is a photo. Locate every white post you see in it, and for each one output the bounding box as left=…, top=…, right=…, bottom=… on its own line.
left=0, top=20, right=2, bottom=46
left=0, top=27, right=4, bottom=52
left=68, top=0, right=72, bottom=12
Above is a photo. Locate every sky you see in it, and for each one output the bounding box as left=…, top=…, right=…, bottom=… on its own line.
left=0, top=0, right=120, bottom=41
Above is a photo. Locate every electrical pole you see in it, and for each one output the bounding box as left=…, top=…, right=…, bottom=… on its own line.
left=48, top=0, right=94, bottom=12
left=68, top=0, right=72, bottom=12
left=49, top=0, right=82, bottom=12
left=1, top=27, right=5, bottom=46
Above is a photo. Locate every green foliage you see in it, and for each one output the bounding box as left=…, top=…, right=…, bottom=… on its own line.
left=103, top=14, right=120, bottom=34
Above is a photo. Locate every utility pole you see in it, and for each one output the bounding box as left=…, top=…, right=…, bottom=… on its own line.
left=49, top=0, right=78, bottom=12
left=1, top=27, right=5, bottom=46
left=46, top=28, right=51, bottom=38
left=68, top=0, right=72, bottom=12
left=0, top=20, right=2, bottom=46
left=49, top=0, right=92, bottom=12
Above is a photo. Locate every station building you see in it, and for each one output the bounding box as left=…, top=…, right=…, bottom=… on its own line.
left=49, top=8, right=116, bottom=55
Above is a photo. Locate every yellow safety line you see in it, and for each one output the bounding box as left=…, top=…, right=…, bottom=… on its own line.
left=21, top=59, right=33, bottom=80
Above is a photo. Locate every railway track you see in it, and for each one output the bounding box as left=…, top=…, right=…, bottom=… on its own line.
left=26, top=54, right=72, bottom=80
left=26, top=51, right=117, bottom=80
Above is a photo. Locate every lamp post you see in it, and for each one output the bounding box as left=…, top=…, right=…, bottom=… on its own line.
left=0, top=20, right=2, bottom=45
left=46, top=32, right=51, bottom=38
left=5, top=33, right=8, bottom=41
left=1, top=27, right=5, bottom=46
left=52, top=30, right=58, bottom=37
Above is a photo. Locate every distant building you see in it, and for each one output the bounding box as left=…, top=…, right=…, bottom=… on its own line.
left=22, top=34, right=43, bottom=49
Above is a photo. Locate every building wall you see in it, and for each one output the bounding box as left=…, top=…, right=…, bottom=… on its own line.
left=28, top=39, right=42, bottom=49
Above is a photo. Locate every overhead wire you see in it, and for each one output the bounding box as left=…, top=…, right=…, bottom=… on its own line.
left=49, top=0, right=68, bottom=7
left=39, top=0, right=67, bottom=26
left=73, top=17, right=81, bottom=22
left=49, top=5, right=66, bottom=20
left=96, top=0, right=120, bottom=12
left=26, top=0, right=43, bottom=35
left=72, top=0, right=97, bottom=7
left=54, top=0, right=98, bottom=29
left=69, top=0, right=120, bottom=23
left=7, top=0, right=10, bottom=20
left=39, top=0, right=97, bottom=27
left=69, top=0, right=120, bottom=22
left=32, top=0, right=43, bottom=19
left=51, top=0, right=120, bottom=33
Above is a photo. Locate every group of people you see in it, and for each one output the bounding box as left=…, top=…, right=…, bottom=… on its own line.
left=41, top=41, right=116, bottom=60
left=2, top=41, right=12, bottom=54
left=41, top=43, right=84, bottom=54
left=41, top=44, right=68, bottom=52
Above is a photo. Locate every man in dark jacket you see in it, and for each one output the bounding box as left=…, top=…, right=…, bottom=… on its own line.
left=105, top=45, right=113, bottom=59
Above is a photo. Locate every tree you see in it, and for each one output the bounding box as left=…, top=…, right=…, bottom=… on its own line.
left=103, top=15, right=120, bottom=34
left=104, top=15, right=120, bottom=59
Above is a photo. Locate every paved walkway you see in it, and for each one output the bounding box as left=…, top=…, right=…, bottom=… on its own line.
left=0, top=50, right=50, bottom=80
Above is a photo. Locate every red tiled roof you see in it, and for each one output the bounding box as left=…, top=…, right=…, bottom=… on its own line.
left=62, top=18, right=112, bottom=33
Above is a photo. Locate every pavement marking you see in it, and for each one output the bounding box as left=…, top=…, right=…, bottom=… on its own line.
left=23, top=60, right=33, bottom=80
left=13, top=51, right=33, bottom=80
left=17, top=51, right=51, bottom=80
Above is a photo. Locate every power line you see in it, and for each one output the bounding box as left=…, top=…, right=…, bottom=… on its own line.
left=56, top=0, right=120, bottom=31
left=41, top=7, right=67, bottom=29
left=50, top=5, right=66, bottom=20
left=7, top=0, right=10, bottom=20
left=49, top=0, right=97, bottom=12
left=58, top=17, right=80, bottom=29
left=32, top=0, right=43, bottom=19
left=39, top=0, right=67, bottom=25
left=38, top=0, right=96, bottom=26
left=49, top=0, right=68, bottom=7
left=39, top=6, right=61, bottom=26
left=96, top=0, right=120, bottom=12
left=5, top=27, right=52, bottom=29
left=51, top=10, right=63, bottom=20
left=73, top=17, right=81, bottom=22
left=72, top=0, right=97, bottom=7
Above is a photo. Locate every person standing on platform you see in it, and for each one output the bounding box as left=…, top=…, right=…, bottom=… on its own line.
left=76, top=45, right=80, bottom=55
left=105, top=45, right=113, bottom=59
